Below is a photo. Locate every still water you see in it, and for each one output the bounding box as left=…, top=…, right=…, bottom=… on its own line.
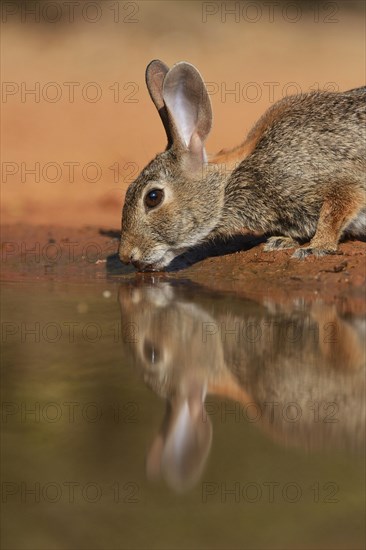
left=1, top=279, right=365, bottom=550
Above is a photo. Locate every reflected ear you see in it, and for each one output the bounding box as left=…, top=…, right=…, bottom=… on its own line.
left=146, top=434, right=164, bottom=481
left=162, top=62, right=212, bottom=166
left=145, top=60, right=173, bottom=148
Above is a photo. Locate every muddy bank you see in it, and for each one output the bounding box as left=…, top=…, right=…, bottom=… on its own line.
left=1, top=224, right=365, bottom=313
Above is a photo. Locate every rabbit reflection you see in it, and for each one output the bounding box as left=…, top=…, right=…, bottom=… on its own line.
left=118, top=281, right=365, bottom=492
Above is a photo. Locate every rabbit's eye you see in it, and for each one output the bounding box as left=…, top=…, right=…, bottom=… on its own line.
left=143, top=339, right=161, bottom=365
left=145, top=188, right=164, bottom=209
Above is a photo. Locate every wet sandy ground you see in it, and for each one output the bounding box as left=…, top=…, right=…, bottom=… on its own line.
left=1, top=224, right=365, bottom=313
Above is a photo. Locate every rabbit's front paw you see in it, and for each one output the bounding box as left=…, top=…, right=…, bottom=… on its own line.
left=264, top=236, right=297, bottom=251
left=292, top=246, right=337, bottom=259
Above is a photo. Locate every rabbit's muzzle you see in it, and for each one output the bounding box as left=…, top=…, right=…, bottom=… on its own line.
left=119, top=245, right=155, bottom=272
left=119, top=242, right=139, bottom=265
left=118, top=249, right=132, bottom=265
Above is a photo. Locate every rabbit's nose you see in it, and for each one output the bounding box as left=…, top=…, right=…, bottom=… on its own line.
left=119, top=245, right=140, bottom=265
left=118, top=246, right=129, bottom=264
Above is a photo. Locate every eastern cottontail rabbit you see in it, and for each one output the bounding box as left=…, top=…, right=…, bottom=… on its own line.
left=119, top=60, right=366, bottom=271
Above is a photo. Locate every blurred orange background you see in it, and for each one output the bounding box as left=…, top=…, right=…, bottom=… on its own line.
left=2, top=0, right=365, bottom=227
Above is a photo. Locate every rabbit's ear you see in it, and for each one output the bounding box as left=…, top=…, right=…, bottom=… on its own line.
left=145, top=60, right=173, bottom=148
left=162, top=62, right=212, bottom=165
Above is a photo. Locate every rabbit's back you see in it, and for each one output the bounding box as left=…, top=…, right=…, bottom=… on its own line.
left=243, top=89, right=366, bottom=180
left=224, top=89, right=366, bottom=238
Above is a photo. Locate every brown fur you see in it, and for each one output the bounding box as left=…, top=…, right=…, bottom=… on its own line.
left=209, top=140, right=255, bottom=170
left=298, top=187, right=365, bottom=256
left=210, top=98, right=294, bottom=168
